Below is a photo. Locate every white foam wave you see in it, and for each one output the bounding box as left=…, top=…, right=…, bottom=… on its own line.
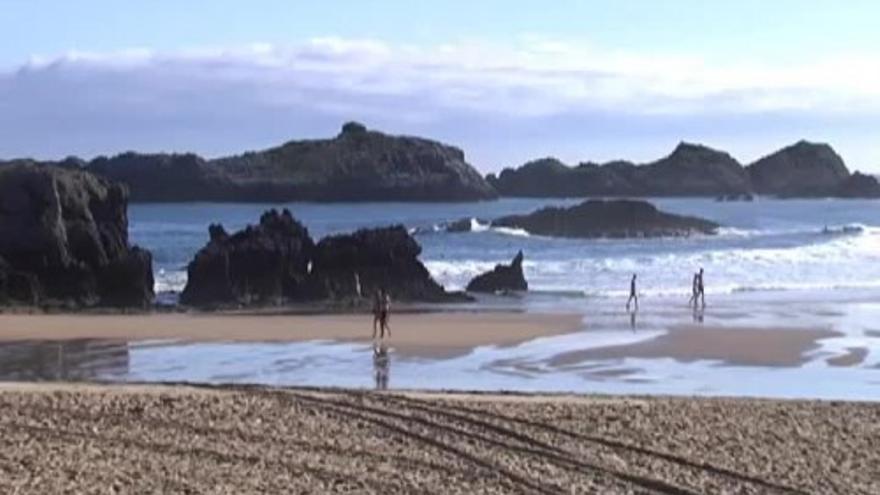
left=154, top=268, right=187, bottom=293
left=490, top=226, right=531, bottom=237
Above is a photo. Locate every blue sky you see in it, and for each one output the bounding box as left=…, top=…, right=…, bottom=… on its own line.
left=1, top=1, right=879, bottom=172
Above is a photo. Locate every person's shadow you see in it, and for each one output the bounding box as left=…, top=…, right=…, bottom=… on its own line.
left=373, top=343, right=390, bottom=390
left=628, top=309, right=638, bottom=331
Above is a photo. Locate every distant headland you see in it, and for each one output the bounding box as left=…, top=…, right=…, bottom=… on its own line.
left=1, top=123, right=878, bottom=201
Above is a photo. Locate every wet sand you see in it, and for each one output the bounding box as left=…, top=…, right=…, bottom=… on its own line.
left=0, top=383, right=876, bottom=494
left=0, top=312, right=583, bottom=358
left=551, top=325, right=841, bottom=368
left=827, top=347, right=870, bottom=367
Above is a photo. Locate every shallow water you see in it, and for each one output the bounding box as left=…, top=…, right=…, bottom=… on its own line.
left=4, top=295, right=878, bottom=400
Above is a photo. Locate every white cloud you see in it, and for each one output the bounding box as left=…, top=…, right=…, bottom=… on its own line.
left=2, top=37, right=879, bottom=171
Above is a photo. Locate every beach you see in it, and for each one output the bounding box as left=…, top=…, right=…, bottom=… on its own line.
left=0, top=311, right=582, bottom=359
left=0, top=383, right=876, bottom=494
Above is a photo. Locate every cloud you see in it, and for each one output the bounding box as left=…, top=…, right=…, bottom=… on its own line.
left=2, top=37, right=879, bottom=171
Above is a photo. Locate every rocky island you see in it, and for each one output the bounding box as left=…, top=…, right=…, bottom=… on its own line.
left=748, top=140, right=880, bottom=198
left=489, top=141, right=880, bottom=199
left=492, top=199, right=719, bottom=238
left=30, top=122, right=497, bottom=203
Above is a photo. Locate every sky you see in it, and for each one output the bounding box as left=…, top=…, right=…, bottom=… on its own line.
left=1, top=0, right=879, bottom=173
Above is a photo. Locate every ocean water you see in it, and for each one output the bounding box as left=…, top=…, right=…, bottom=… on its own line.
left=130, top=197, right=880, bottom=303
left=7, top=197, right=874, bottom=399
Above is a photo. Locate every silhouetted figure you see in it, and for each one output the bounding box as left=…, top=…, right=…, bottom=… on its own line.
left=687, top=271, right=699, bottom=306
left=371, top=289, right=383, bottom=339
left=696, top=268, right=705, bottom=308
left=626, top=273, right=639, bottom=311
left=378, top=287, right=391, bottom=339
left=373, top=343, right=390, bottom=390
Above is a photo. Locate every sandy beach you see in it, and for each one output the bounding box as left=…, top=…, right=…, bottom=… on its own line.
left=0, top=311, right=583, bottom=358
left=0, top=383, right=876, bottom=494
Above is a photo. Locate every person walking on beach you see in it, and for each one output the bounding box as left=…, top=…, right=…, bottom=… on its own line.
left=626, top=273, right=639, bottom=311
left=372, top=289, right=383, bottom=339
left=695, top=268, right=705, bottom=308
left=378, top=287, right=392, bottom=339
left=688, top=271, right=699, bottom=307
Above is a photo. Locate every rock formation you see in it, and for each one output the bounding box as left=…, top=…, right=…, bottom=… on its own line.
left=466, top=251, right=528, bottom=293
left=488, top=140, right=880, bottom=199
left=307, top=225, right=461, bottom=302
left=180, top=210, right=466, bottom=307
left=488, top=143, right=750, bottom=197
left=0, top=164, right=154, bottom=307
left=179, top=209, right=315, bottom=307
left=492, top=199, right=719, bottom=238
left=75, top=122, right=497, bottom=202
left=747, top=141, right=851, bottom=197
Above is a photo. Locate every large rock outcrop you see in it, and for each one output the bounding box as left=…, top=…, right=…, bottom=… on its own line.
left=488, top=143, right=750, bottom=197
left=466, top=251, right=528, bottom=293
left=307, top=225, right=460, bottom=302
left=747, top=141, right=851, bottom=197
left=493, top=199, right=719, bottom=238
left=0, top=164, right=154, bottom=307
left=179, top=209, right=315, bottom=306
left=73, top=122, right=496, bottom=202
left=180, top=210, right=465, bottom=307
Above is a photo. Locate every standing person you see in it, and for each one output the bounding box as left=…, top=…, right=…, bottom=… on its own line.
left=371, top=289, right=383, bottom=340
left=696, top=268, right=706, bottom=308
left=379, top=287, right=392, bottom=339
left=626, top=273, right=639, bottom=311
left=688, top=271, right=699, bottom=307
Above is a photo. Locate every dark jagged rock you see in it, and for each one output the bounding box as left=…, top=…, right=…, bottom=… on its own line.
left=748, top=141, right=851, bottom=197
left=488, top=143, right=750, bottom=198
left=832, top=172, right=880, bottom=198
left=307, top=225, right=465, bottom=302
left=466, top=251, right=528, bottom=293
left=0, top=164, right=154, bottom=307
left=179, top=209, right=315, bottom=306
left=76, top=123, right=497, bottom=202
left=493, top=199, right=719, bottom=238
left=180, top=211, right=466, bottom=307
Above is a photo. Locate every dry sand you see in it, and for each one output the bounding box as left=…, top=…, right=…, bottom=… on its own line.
left=551, top=325, right=841, bottom=368
left=0, top=383, right=876, bottom=494
left=0, top=312, right=582, bottom=358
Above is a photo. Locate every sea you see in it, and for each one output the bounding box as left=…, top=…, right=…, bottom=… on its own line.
left=5, top=198, right=880, bottom=399
left=132, top=197, right=880, bottom=301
